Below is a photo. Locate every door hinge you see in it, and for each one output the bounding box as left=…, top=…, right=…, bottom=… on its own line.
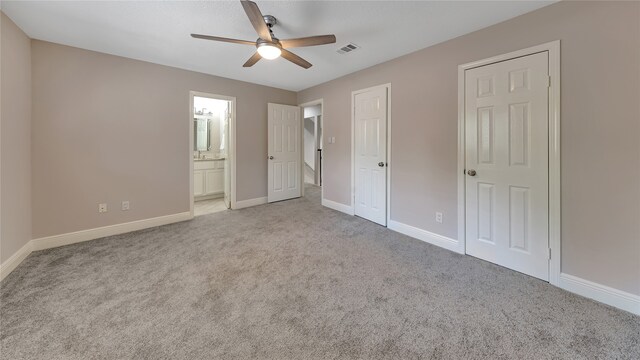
left=547, top=76, right=551, bottom=88
left=548, top=248, right=552, bottom=260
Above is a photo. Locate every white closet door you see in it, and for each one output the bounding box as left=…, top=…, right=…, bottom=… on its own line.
left=465, top=51, right=549, bottom=280
left=354, top=86, right=388, bottom=226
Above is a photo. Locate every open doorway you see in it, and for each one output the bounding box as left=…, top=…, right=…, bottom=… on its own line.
left=189, top=92, right=236, bottom=217
left=300, top=100, right=323, bottom=203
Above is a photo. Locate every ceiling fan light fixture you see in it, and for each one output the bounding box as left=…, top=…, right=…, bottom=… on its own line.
left=191, top=1, right=335, bottom=69
left=257, top=42, right=282, bottom=60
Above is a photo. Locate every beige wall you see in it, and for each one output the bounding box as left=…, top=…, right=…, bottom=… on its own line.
left=31, top=41, right=296, bottom=238
left=3, top=2, right=638, bottom=296
left=0, top=12, right=32, bottom=264
left=298, top=1, right=640, bottom=295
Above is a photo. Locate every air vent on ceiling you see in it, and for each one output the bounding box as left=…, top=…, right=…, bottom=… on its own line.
left=337, top=43, right=360, bottom=55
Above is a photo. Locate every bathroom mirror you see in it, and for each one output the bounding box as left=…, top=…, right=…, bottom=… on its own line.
left=194, top=118, right=212, bottom=151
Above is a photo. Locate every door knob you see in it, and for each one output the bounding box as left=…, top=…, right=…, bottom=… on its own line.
left=467, top=169, right=477, bottom=176
left=269, top=156, right=274, bottom=160
left=378, top=162, right=385, bottom=167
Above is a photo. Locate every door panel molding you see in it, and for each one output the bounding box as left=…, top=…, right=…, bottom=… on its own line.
left=351, top=83, right=392, bottom=226
left=457, top=41, right=560, bottom=285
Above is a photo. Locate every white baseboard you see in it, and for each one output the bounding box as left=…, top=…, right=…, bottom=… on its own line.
left=0, top=212, right=193, bottom=281
left=0, top=241, right=33, bottom=281
left=4, top=210, right=639, bottom=317
left=234, top=196, right=267, bottom=209
left=388, top=219, right=463, bottom=254
left=559, top=273, right=640, bottom=315
left=31, top=212, right=193, bottom=251
left=321, top=198, right=354, bottom=215
left=386, top=221, right=639, bottom=315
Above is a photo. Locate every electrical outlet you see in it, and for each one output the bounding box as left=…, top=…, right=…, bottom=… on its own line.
left=121, top=201, right=130, bottom=211
left=435, top=212, right=443, bottom=224
left=98, top=203, right=108, bottom=213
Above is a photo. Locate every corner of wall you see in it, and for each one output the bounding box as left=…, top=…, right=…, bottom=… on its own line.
left=0, top=10, right=33, bottom=274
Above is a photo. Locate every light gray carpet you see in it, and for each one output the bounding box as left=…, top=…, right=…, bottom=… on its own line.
left=1, top=185, right=638, bottom=359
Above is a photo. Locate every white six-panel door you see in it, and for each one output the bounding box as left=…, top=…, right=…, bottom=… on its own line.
left=354, top=87, right=387, bottom=226
left=465, top=52, right=549, bottom=280
left=268, top=103, right=301, bottom=203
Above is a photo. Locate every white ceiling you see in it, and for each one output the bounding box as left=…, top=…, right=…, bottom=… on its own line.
left=1, top=1, right=554, bottom=91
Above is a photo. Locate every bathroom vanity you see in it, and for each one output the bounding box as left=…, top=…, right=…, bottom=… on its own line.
left=194, top=159, right=225, bottom=200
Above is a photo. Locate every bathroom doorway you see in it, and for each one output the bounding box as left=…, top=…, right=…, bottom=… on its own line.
left=300, top=99, right=323, bottom=204
left=189, top=92, right=236, bottom=217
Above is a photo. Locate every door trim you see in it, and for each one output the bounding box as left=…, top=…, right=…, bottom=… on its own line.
left=457, top=41, right=561, bottom=285
left=189, top=91, right=237, bottom=215
left=351, top=83, right=392, bottom=225
left=298, top=99, right=324, bottom=200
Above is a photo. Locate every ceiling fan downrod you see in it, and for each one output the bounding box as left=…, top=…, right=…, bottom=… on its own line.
left=262, top=15, right=277, bottom=29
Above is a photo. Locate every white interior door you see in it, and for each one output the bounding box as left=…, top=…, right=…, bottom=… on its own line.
left=465, top=52, right=549, bottom=280
left=268, top=103, right=301, bottom=202
left=354, top=86, right=387, bottom=226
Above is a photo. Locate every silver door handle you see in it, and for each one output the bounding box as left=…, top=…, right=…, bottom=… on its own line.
left=269, top=156, right=274, bottom=160
left=467, top=169, right=477, bottom=176
left=378, top=162, right=385, bottom=167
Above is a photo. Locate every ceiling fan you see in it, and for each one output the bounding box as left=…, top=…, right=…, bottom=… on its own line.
left=190, top=0, right=336, bottom=69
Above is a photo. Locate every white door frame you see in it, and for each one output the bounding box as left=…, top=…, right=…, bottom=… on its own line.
left=351, top=83, right=392, bottom=225
left=189, top=91, right=237, bottom=216
left=457, top=41, right=561, bottom=285
left=298, top=99, right=324, bottom=200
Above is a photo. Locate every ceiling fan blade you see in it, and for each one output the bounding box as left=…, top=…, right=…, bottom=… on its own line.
left=191, top=34, right=255, bottom=46
left=240, top=0, right=272, bottom=41
left=280, top=35, right=336, bottom=49
left=281, top=49, right=312, bottom=69
left=243, top=52, right=262, bottom=67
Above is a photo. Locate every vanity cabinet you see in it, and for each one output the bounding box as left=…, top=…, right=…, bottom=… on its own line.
left=194, top=160, right=225, bottom=199
left=194, top=170, right=205, bottom=197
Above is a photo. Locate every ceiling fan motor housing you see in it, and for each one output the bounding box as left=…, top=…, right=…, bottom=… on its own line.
left=257, top=38, right=281, bottom=47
